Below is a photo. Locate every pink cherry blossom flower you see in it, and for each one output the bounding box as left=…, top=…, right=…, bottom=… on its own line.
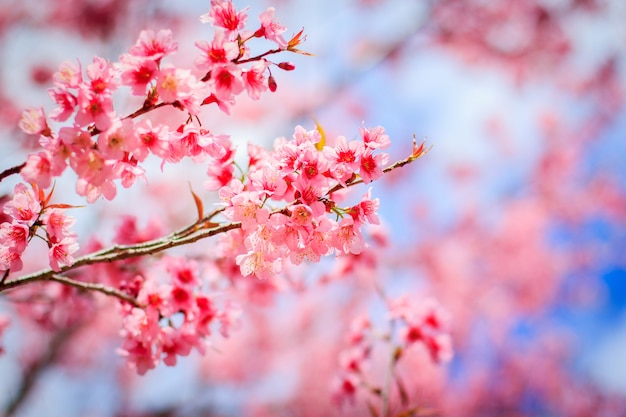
left=86, top=56, right=119, bottom=95
left=169, top=125, right=219, bottom=162
left=257, top=7, right=288, bottom=48
left=331, top=373, right=360, bottom=407
left=193, top=295, right=217, bottom=337
left=53, top=60, right=82, bottom=89
left=292, top=175, right=327, bottom=206
left=18, top=107, right=50, bottom=136
left=48, top=87, right=78, bottom=122
left=21, top=151, right=66, bottom=189
left=0, top=246, right=23, bottom=272
left=3, top=183, right=41, bottom=226
left=119, top=307, right=161, bottom=374
left=218, top=300, right=241, bottom=338
left=218, top=178, right=244, bottom=205
left=163, top=284, right=195, bottom=317
left=209, top=64, right=244, bottom=102
left=72, top=150, right=118, bottom=203
left=331, top=217, right=365, bottom=255
left=133, top=120, right=171, bottom=162
left=113, top=216, right=163, bottom=245
left=360, top=123, right=391, bottom=150
left=224, top=190, right=269, bottom=231
left=118, top=54, right=159, bottom=96
left=115, top=159, right=146, bottom=189
left=338, top=346, right=370, bottom=374
left=194, top=30, right=239, bottom=71
left=242, top=60, right=269, bottom=100
left=0, top=221, right=29, bottom=254
left=245, top=224, right=283, bottom=260
left=118, top=337, right=157, bottom=376
left=97, top=118, right=138, bottom=160
left=129, top=29, right=178, bottom=61
left=160, top=326, right=195, bottom=366
left=74, top=88, right=115, bottom=131
left=201, top=93, right=236, bottom=114
left=48, top=235, right=79, bottom=271
left=164, top=256, right=199, bottom=287
left=201, top=0, right=248, bottom=34
left=324, top=136, right=364, bottom=184
left=296, top=147, right=330, bottom=187
left=206, top=162, right=234, bottom=191
left=249, top=164, right=288, bottom=199
left=236, top=249, right=281, bottom=280
left=348, top=188, right=380, bottom=225
left=58, top=125, right=91, bottom=156
left=292, top=124, right=321, bottom=146
left=346, top=315, right=372, bottom=345
left=43, top=208, right=76, bottom=240
left=156, top=66, right=205, bottom=115
left=359, top=149, right=388, bottom=184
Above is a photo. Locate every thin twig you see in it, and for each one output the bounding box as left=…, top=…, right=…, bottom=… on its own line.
left=49, top=274, right=142, bottom=307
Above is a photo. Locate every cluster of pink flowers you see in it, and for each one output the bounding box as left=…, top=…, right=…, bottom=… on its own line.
left=213, top=124, right=389, bottom=281
left=0, top=183, right=78, bottom=273
left=17, top=0, right=299, bottom=203
left=118, top=256, right=240, bottom=375
left=389, top=296, right=453, bottom=364
left=332, top=297, right=452, bottom=407
left=2, top=0, right=426, bottom=380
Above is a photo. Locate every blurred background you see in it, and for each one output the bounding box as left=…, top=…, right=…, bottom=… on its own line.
left=0, top=0, right=625, bottom=416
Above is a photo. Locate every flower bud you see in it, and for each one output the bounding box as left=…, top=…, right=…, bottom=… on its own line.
left=268, top=75, right=277, bottom=92
left=277, top=62, right=295, bottom=71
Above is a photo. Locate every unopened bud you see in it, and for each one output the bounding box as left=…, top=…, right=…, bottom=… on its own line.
left=268, top=75, right=277, bottom=92
left=277, top=62, right=296, bottom=71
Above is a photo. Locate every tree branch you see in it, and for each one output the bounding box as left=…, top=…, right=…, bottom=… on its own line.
left=4, top=323, right=81, bottom=417
left=0, top=221, right=242, bottom=294
left=0, top=163, right=25, bottom=183
left=49, top=274, right=142, bottom=307
left=0, top=151, right=424, bottom=300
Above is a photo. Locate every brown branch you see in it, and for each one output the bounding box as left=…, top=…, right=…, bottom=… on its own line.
left=0, top=151, right=424, bottom=300
left=0, top=221, right=242, bottom=294
left=4, top=323, right=81, bottom=417
left=49, top=274, right=142, bottom=307
left=123, top=101, right=171, bottom=120
left=234, top=48, right=282, bottom=65
left=0, top=163, right=25, bottom=183
left=328, top=150, right=426, bottom=195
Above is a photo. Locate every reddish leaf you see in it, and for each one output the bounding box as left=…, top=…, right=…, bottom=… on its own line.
left=367, top=401, right=380, bottom=417
left=46, top=203, right=84, bottom=210
left=287, top=28, right=306, bottom=49
left=44, top=182, right=56, bottom=206
left=396, top=375, right=409, bottom=406
left=189, top=184, right=204, bottom=221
